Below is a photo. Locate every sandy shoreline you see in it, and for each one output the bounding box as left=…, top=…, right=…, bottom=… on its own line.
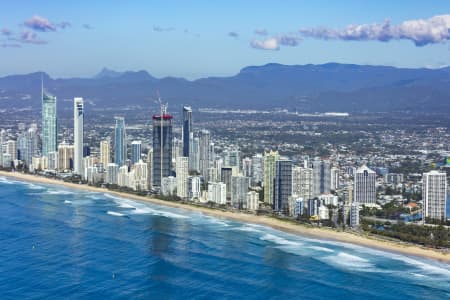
left=1, top=170, right=449, bottom=264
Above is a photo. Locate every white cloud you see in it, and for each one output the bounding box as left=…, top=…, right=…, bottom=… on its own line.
left=250, top=37, right=279, bottom=50
left=300, top=14, right=450, bottom=46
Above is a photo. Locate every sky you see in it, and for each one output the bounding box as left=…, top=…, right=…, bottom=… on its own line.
left=1, top=0, right=450, bottom=79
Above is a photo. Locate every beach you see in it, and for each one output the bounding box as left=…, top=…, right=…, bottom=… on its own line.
left=1, top=170, right=449, bottom=263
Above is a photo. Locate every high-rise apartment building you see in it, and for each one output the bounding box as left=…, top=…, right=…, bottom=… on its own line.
left=231, top=175, right=250, bottom=209
left=182, top=106, right=192, bottom=158
left=312, top=159, right=331, bottom=197
left=292, top=166, right=313, bottom=201
left=58, top=141, right=74, bottom=171
left=152, top=113, right=173, bottom=187
left=251, top=153, right=264, bottom=185
left=263, top=150, right=279, bottom=205
left=73, top=98, right=84, bottom=175
left=131, top=140, right=142, bottom=165
left=41, top=92, right=57, bottom=157
left=274, top=160, right=292, bottom=214
left=423, top=171, right=447, bottom=221
left=100, top=139, right=111, bottom=171
left=114, top=117, right=127, bottom=166
left=354, top=166, right=376, bottom=205
left=198, top=129, right=210, bottom=181
left=176, top=156, right=189, bottom=199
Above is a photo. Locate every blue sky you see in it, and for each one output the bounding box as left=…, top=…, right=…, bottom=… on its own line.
left=1, top=0, right=450, bottom=79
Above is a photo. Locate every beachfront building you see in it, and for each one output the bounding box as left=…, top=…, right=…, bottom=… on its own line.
left=423, top=171, right=447, bottom=221
left=58, top=142, right=74, bottom=172
left=176, top=156, right=189, bottom=199
left=354, top=166, right=376, bottom=205
left=73, top=97, right=84, bottom=175
left=131, top=141, right=142, bottom=165
left=182, top=106, right=192, bottom=158
left=41, top=91, right=57, bottom=157
left=208, top=182, right=227, bottom=205
left=231, top=175, right=250, bottom=209
left=107, top=163, right=119, bottom=185
left=246, top=190, right=259, bottom=210
left=188, top=176, right=201, bottom=200
left=114, top=117, right=127, bottom=166
left=350, top=202, right=360, bottom=227
left=152, top=113, right=173, bottom=187
left=274, top=159, right=292, bottom=214
left=312, top=159, right=331, bottom=197
left=292, top=166, right=313, bottom=202
left=100, top=139, right=111, bottom=171
left=263, top=150, right=279, bottom=205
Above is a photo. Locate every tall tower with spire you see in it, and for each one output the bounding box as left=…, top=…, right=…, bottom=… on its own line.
left=41, top=74, right=57, bottom=157
left=152, top=99, right=173, bottom=187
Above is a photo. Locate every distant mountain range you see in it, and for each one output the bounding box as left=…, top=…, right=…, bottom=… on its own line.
left=1, top=63, right=450, bottom=113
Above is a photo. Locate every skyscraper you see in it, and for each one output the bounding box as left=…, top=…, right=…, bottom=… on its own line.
left=263, top=150, right=279, bottom=205
left=198, top=129, right=210, bottom=181
left=131, top=140, right=142, bottom=164
left=58, top=141, right=74, bottom=171
left=231, top=175, right=250, bottom=209
left=114, top=117, right=126, bottom=166
left=182, top=106, right=192, bottom=158
left=41, top=91, right=57, bottom=157
left=312, top=159, right=331, bottom=197
left=152, top=113, right=173, bottom=187
left=274, top=160, right=292, bottom=214
left=100, top=139, right=111, bottom=171
left=423, top=171, right=447, bottom=221
left=25, top=126, right=38, bottom=167
left=251, top=153, right=264, bottom=185
left=189, top=136, right=200, bottom=172
left=354, top=166, right=376, bottom=205
left=73, top=97, right=84, bottom=175
left=292, top=166, right=313, bottom=201
left=176, top=156, right=189, bottom=199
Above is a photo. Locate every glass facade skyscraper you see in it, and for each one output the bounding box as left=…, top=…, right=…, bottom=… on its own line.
left=131, top=140, right=142, bottom=164
left=41, top=92, right=57, bottom=157
left=182, top=106, right=192, bottom=158
left=274, top=160, right=293, bottom=214
left=152, top=114, right=173, bottom=187
left=114, top=117, right=127, bottom=166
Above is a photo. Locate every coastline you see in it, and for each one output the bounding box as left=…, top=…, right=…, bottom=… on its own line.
left=1, top=170, right=449, bottom=264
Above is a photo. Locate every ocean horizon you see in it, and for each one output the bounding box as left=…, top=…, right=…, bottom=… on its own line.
left=0, top=176, right=449, bottom=299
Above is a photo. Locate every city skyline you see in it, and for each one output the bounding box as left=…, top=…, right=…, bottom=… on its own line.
left=1, top=1, right=450, bottom=79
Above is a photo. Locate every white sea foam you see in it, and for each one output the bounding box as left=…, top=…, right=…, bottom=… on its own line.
left=107, top=211, right=125, bottom=217
left=321, top=252, right=376, bottom=271
left=313, top=239, right=450, bottom=277
left=47, top=190, right=74, bottom=195
left=25, top=183, right=45, bottom=190
left=64, top=200, right=72, bottom=204
left=234, top=225, right=264, bottom=233
left=0, top=177, right=16, bottom=184
left=198, top=216, right=231, bottom=227
left=390, top=255, right=450, bottom=277
left=131, top=206, right=188, bottom=219
left=260, top=233, right=303, bottom=247
left=308, top=246, right=335, bottom=253
left=118, top=202, right=135, bottom=209
left=106, top=195, right=189, bottom=219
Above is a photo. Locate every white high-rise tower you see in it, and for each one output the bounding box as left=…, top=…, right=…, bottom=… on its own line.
left=423, top=171, right=447, bottom=221
left=74, top=97, right=84, bottom=175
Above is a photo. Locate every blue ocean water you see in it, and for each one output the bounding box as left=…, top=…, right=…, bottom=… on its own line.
left=0, top=176, right=449, bottom=299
